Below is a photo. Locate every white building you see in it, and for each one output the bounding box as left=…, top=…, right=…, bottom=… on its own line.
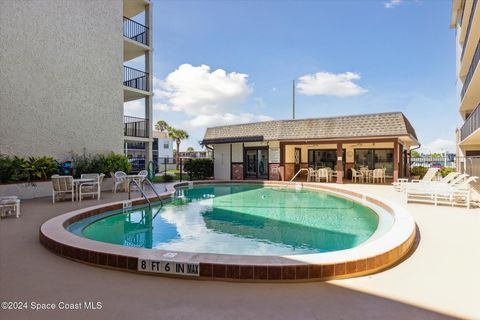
left=0, top=0, right=154, bottom=170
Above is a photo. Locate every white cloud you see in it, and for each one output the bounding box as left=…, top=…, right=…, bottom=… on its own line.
left=419, top=138, right=456, bottom=154
left=185, top=113, right=273, bottom=128
left=384, top=0, right=402, bottom=9
left=297, top=71, right=368, bottom=97
left=124, top=100, right=144, bottom=116
left=155, top=64, right=252, bottom=116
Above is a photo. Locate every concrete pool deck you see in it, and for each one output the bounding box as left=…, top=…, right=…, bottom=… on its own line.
left=1, top=183, right=479, bottom=319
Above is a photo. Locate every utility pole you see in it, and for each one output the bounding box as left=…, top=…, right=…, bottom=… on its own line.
left=292, top=80, right=296, bottom=120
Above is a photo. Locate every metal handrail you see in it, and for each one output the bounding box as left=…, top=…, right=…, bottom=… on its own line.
left=142, top=178, right=163, bottom=208
left=461, top=39, right=480, bottom=99
left=123, top=16, right=149, bottom=46
left=128, top=179, right=151, bottom=208
left=289, top=168, right=309, bottom=183
left=461, top=0, right=478, bottom=61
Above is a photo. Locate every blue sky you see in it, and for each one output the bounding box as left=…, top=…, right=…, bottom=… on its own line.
left=125, top=0, right=460, bottom=152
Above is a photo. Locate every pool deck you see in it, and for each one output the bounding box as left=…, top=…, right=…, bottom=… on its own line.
left=1, top=183, right=479, bottom=319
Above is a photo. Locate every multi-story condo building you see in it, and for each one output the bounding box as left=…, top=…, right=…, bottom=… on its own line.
left=451, top=0, right=480, bottom=157
left=0, top=0, right=153, bottom=169
left=123, top=0, right=154, bottom=167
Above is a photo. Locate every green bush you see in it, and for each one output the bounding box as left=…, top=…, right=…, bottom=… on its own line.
left=163, top=174, right=174, bottom=182
left=439, top=167, right=456, bottom=177
left=71, top=152, right=132, bottom=177
left=0, top=155, right=58, bottom=183
left=183, top=158, right=213, bottom=179
left=410, top=166, right=428, bottom=178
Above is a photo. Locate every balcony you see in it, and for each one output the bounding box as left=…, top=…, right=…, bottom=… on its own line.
left=123, top=17, right=148, bottom=46
left=124, top=65, right=148, bottom=91
left=460, top=40, right=480, bottom=116
left=124, top=116, right=149, bottom=138
left=460, top=103, right=480, bottom=143
left=461, top=0, right=478, bottom=61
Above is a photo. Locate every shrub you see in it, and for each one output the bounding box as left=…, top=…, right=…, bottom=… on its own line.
left=0, top=155, right=58, bottom=182
left=163, top=174, right=174, bottom=182
left=21, top=156, right=58, bottom=180
left=71, top=151, right=132, bottom=177
left=410, top=166, right=428, bottom=178
left=439, top=167, right=456, bottom=177
left=183, top=158, right=213, bottom=179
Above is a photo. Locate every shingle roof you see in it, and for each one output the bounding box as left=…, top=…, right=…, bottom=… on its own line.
left=202, top=112, right=419, bottom=145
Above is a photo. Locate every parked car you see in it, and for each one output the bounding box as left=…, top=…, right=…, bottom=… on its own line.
left=128, top=158, right=145, bottom=173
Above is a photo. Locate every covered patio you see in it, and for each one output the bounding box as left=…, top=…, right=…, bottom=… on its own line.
left=202, top=112, right=420, bottom=183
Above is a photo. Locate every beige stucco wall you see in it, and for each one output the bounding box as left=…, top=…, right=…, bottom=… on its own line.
left=0, top=0, right=124, bottom=160
left=213, top=144, right=231, bottom=180
left=232, top=143, right=243, bottom=162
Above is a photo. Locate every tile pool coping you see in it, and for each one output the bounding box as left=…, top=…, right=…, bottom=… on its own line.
left=39, top=180, right=416, bottom=282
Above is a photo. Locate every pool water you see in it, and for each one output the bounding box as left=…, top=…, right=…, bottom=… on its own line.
left=70, top=184, right=380, bottom=255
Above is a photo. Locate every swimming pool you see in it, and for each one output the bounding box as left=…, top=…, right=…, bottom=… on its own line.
left=40, top=181, right=416, bottom=281
left=69, top=184, right=386, bottom=255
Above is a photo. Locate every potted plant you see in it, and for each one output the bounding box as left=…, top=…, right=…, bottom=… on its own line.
left=410, top=166, right=428, bottom=180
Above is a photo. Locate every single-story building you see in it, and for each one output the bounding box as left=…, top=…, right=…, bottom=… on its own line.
left=201, top=112, right=420, bottom=183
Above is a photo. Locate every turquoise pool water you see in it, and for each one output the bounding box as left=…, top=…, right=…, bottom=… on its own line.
left=70, top=184, right=380, bottom=255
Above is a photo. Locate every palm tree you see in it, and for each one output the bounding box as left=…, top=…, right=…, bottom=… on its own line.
left=155, top=120, right=169, bottom=132
left=167, top=127, right=189, bottom=169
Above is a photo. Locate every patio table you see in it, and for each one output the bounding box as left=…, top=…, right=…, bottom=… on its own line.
left=73, top=178, right=95, bottom=201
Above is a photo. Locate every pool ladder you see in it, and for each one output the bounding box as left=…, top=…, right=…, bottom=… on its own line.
left=127, top=178, right=164, bottom=209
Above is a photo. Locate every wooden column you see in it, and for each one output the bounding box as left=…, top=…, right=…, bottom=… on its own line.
left=393, top=140, right=399, bottom=182
left=399, top=143, right=404, bottom=178
left=336, top=143, right=343, bottom=183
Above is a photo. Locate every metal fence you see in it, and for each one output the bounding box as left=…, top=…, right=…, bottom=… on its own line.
left=459, top=156, right=480, bottom=190
left=410, top=156, right=456, bottom=169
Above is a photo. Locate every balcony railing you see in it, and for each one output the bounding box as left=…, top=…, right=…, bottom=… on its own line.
left=461, top=103, right=480, bottom=141
left=461, top=39, right=480, bottom=99
left=123, top=16, right=149, bottom=46
left=123, top=66, right=149, bottom=91
left=461, top=0, right=477, bottom=61
left=124, top=116, right=149, bottom=138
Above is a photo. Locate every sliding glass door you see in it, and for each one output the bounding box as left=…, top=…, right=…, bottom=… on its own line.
left=354, top=149, right=393, bottom=176
left=308, top=149, right=344, bottom=170
left=244, top=148, right=268, bottom=179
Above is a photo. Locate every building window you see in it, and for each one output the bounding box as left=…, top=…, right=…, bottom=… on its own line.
left=354, top=149, right=393, bottom=176
left=163, top=142, right=169, bottom=149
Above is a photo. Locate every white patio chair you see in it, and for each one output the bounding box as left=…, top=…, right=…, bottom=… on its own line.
left=382, top=168, right=387, bottom=183
left=113, top=171, right=127, bottom=193
left=307, top=168, right=317, bottom=182
left=79, top=173, right=104, bottom=201
left=51, top=175, right=74, bottom=203
left=351, top=168, right=363, bottom=183
left=317, top=168, right=329, bottom=182
left=138, top=170, right=148, bottom=182
left=372, top=169, right=383, bottom=184
left=0, top=196, right=20, bottom=218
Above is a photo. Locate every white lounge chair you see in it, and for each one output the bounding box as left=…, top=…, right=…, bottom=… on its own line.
left=113, top=171, right=127, bottom=193
left=411, top=167, right=439, bottom=183
left=79, top=173, right=104, bottom=201
left=51, top=175, right=74, bottom=203
left=307, top=168, right=317, bottom=182
left=405, top=175, right=478, bottom=208
left=0, top=196, right=20, bottom=218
